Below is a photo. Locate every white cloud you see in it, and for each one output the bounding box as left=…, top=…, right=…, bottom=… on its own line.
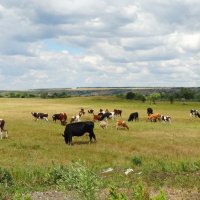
left=0, top=0, right=200, bottom=89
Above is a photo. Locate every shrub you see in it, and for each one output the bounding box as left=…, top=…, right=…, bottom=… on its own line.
left=132, top=156, right=142, bottom=166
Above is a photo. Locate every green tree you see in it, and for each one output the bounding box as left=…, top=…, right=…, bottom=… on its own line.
left=126, top=92, right=136, bottom=100
left=147, top=93, right=161, bottom=104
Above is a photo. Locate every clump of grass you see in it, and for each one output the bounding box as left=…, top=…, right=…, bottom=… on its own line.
left=0, top=167, right=13, bottom=187
left=132, top=156, right=142, bottom=166
left=47, top=160, right=101, bottom=200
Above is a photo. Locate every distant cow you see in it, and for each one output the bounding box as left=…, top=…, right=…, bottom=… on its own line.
left=148, top=113, right=161, bottom=122
left=128, top=112, right=139, bottom=122
left=161, top=115, right=171, bottom=123
left=52, top=112, right=67, bottom=125
left=114, top=109, right=122, bottom=117
left=79, top=108, right=85, bottom=115
left=0, top=119, right=8, bottom=139
left=63, top=121, right=96, bottom=145
left=31, top=112, right=48, bottom=121
left=100, top=112, right=113, bottom=121
left=190, top=109, right=200, bottom=118
left=115, top=120, right=129, bottom=130
left=99, top=120, right=108, bottom=129
left=93, top=114, right=101, bottom=122
left=88, top=109, right=94, bottom=114
left=147, top=108, right=153, bottom=116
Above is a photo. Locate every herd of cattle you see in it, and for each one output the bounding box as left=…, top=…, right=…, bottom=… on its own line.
left=0, top=108, right=200, bottom=145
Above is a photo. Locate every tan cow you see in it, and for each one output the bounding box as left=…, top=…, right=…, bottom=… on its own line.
left=148, top=113, right=161, bottom=122
left=115, top=120, right=129, bottom=130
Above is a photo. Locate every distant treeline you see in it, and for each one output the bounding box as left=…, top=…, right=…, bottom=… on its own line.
left=0, top=87, right=200, bottom=102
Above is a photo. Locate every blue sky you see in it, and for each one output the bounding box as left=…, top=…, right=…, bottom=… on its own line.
left=0, top=0, right=200, bottom=90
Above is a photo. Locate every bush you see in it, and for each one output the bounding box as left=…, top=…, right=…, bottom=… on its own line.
left=132, top=156, right=142, bottom=166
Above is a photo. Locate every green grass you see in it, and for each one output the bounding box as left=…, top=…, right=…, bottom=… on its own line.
left=0, top=97, right=200, bottom=198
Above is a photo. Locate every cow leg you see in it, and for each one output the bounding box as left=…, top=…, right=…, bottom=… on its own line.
left=0, top=131, right=2, bottom=140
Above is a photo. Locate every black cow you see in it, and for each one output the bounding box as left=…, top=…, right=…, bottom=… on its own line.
left=63, top=121, right=96, bottom=145
left=190, top=109, right=200, bottom=118
left=147, top=108, right=153, bottom=116
left=52, top=112, right=67, bottom=125
left=128, top=112, right=139, bottom=121
left=31, top=112, right=48, bottom=121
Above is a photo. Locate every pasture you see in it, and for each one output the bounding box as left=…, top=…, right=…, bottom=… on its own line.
left=0, top=96, right=200, bottom=198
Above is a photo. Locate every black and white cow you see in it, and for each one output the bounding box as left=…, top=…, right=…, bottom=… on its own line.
left=190, top=109, right=200, bottom=118
left=147, top=108, right=153, bottom=116
left=100, top=112, right=113, bottom=121
left=31, top=112, right=48, bottom=121
left=63, top=121, right=96, bottom=145
left=128, top=112, right=139, bottom=122
left=161, top=115, right=171, bottom=123
left=0, top=119, right=8, bottom=139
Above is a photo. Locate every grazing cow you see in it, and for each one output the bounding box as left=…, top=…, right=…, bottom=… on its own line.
left=31, top=112, right=48, bottom=121
left=161, top=115, right=171, bottom=123
left=52, top=112, right=67, bottom=125
left=128, top=112, right=139, bottom=122
left=190, top=109, right=200, bottom=118
left=99, top=120, right=108, bottom=129
left=100, top=112, right=113, bottom=121
left=147, top=108, right=153, bottom=116
left=79, top=108, right=85, bottom=115
left=0, top=119, right=8, bottom=139
left=93, top=114, right=101, bottom=122
left=88, top=109, right=94, bottom=114
left=114, top=109, right=122, bottom=117
left=148, top=113, right=161, bottom=122
left=99, top=109, right=105, bottom=114
left=115, top=120, right=129, bottom=130
left=63, top=121, right=96, bottom=145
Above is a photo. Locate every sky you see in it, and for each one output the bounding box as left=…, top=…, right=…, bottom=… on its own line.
left=0, top=0, right=200, bottom=90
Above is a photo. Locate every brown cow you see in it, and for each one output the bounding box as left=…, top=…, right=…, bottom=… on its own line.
left=115, top=120, right=129, bottom=130
left=0, top=119, right=8, bottom=139
left=93, top=114, right=101, bottom=122
left=114, top=109, right=122, bottom=117
left=148, top=113, right=161, bottom=122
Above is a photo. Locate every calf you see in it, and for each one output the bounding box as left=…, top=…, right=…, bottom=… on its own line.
left=128, top=112, right=139, bottom=122
left=161, top=115, right=171, bottom=123
left=31, top=112, right=48, bottom=121
left=63, top=121, right=96, bottom=145
left=0, top=119, right=8, bottom=139
left=115, top=120, right=129, bottom=130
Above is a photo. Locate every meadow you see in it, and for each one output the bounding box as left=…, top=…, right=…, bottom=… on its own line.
left=0, top=96, right=200, bottom=199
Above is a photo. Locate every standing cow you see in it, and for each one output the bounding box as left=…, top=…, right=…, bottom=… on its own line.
left=31, top=112, right=48, bottom=121
left=0, top=119, right=8, bottom=139
left=52, top=112, right=67, bottom=125
left=63, top=121, right=96, bottom=145
left=190, top=109, right=200, bottom=118
left=147, top=108, right=153, bottom=116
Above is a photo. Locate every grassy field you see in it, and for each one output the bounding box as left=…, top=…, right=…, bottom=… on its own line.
left=0, top=96, right=200, bottom=198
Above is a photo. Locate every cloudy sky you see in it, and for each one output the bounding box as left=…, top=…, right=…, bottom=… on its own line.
left=0, top=0, right=200, bottom=90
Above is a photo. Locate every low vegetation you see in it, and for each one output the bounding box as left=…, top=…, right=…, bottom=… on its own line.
left=0, top=96, right=200, bottom=199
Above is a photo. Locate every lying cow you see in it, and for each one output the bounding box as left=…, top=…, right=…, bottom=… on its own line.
left=147, top=107, right=153, bottom=116
left=115, top=120, right=129, bottom=130
left=128, top=112, right=139, bottom=122
left=148, top=113, right=161, bottom=122
left=52, top=112, right=67, bottom=125
left=0, top=119, right=8, bottom=139
left=161, top=115, right=171, bottom=123
left=63, top=121, right=96, bottom=145
left=31, top=112, right=48, bottom=121
left=190, top=109, right=200, bottom=118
